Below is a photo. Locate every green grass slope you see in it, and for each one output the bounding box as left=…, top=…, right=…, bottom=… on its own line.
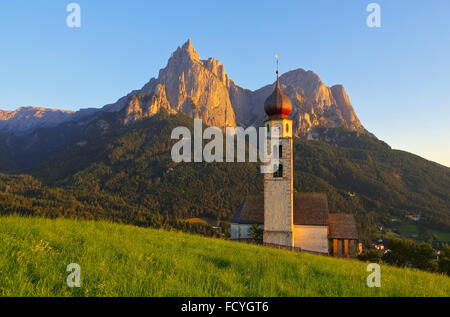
left=0, top=216, right=448, bottom=297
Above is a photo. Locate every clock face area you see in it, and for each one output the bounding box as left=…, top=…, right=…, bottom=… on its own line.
left=282, top=120, right=292, bottom=138
left=265, top=119, right=292, bottom=138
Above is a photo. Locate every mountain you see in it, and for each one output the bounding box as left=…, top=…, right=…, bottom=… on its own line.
left=229, top=69, right=368, bottom=136
left=0, top=40, right=448, bottom=247
left=102, top=39, right=368, bottom=136
left=0, top=39, right=372, bottom=169
left=0, top=40, right=368, bottom=138
left=0, top=106, right=99, bottom=135
left=0, top=110, right=100, bottom=169
left=0, top=111, right=447, bottom=245
left=104, top=40, right=236, bottom=129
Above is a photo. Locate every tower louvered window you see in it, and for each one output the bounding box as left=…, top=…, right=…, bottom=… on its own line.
left=273, top=164, right=283, bottom=178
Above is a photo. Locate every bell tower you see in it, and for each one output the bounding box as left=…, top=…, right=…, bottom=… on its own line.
left=263, top=68, right=294, bottom=248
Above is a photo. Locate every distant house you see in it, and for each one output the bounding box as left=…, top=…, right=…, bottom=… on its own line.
left=407, top=214, right=421, bottom=221
left=374, top=243, right=385, bottom=251
left=230, top=71, right=358, bottom=258
left=328, top=213, right=359, bottom=257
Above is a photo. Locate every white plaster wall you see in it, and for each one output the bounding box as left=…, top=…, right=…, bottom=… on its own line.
left=230, top=223, right=241, bottom=240
left=294, top=225, right=329, bottom=254
left=231, top=224, right=264, bottom=240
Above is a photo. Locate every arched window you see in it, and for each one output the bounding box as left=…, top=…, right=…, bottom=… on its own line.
left=273, top=144, right=282, bottom=158
left=273, top=163, right=283, bottom=178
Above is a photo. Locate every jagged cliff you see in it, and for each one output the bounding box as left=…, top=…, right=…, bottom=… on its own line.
left=118, top=40, right=237, bottom=129
left=1, top=40, right=369, bottom=137
left=114, top=39, right=368, bottom=136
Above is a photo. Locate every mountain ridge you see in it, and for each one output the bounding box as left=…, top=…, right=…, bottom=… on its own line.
left=1, top=39, right=369, bottom=138
left=0, top=111, right=448, bottom=245
left=114, top=39, right=369, bottom=137
left=0, top=106, right=99, bottom=135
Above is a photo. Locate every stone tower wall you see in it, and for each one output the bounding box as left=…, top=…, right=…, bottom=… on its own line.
left=263, top=119, right=294, bottom=247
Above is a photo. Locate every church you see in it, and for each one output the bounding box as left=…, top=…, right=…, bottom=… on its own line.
left=230, top=70, right=359, bottom=258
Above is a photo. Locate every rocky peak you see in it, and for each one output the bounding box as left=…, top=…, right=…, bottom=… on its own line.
left=103, top=40, right=369, bottom=137
left=167, top=39, right=201, bottom=66
left=277, top=69, right=366, bottom=135
left=0, top=106, right=74, bottom=119
left=1, top=40, right=370, bottom=138
left=202, top=57, right=229, bottom=86
left=181, top=39, right=199, bottom=59
left=330, top=84, right=363, bottom=131
left=127, top=39, right=236, bottom=128
left=280, top=69, right=333, bottom=104
left=227, top=67, right=368, bottom=136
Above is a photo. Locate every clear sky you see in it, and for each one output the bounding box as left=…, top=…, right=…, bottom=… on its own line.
left=0, top=0, right=449, bottom=167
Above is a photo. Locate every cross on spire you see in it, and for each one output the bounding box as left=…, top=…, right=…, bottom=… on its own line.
left=275, top=54, right=279, bottom=78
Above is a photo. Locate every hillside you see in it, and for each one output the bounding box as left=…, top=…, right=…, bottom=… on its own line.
left=0, top=111, right=448, bottom=245
left=0, top=216, right=448, bottom=297
left=0, top=42, right=448, bottom=246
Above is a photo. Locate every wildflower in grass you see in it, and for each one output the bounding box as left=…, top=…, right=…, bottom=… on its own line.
left=31, top=240, right=53, bottom=253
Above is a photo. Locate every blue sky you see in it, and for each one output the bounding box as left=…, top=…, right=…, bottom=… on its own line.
left=0, top=0, right=449, bottom=166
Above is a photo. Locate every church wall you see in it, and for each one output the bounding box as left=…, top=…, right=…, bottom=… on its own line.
left=293, top=225, right=329, bottom=254
left=263, top=231, right=293, bottom=248
left=263, top=125, right=294, bottom=248
left=264, top=172, right=292, bottom=231
left=231, top=223, right=264, bottom=240
left=230, top=223, right=240, bottom=240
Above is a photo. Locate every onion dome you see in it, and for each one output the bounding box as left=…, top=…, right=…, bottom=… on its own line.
left=264, top=71, right=292, bottom=119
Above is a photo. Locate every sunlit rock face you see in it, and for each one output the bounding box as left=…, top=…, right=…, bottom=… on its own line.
left=281, top=69, right=366, bottom=136
left=228, top=68, right=367, bottom=136
left=124, top=39, right=236, bottom=128
left=118, top=40, right=368, bottom=136
left=1, top=40, right=368, bottom=136
left=123, top=85, right=173, bottom=125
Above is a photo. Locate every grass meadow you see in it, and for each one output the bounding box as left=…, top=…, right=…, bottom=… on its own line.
left=0, top=216, right=449, bottom=297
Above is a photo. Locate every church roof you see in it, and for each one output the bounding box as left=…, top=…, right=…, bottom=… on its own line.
left=293, top=193, right=329, bottom=226
left=231, top=195, right=264, bottom=224
left=231, top=193, right=358, bottom=240
left=328, top=213, right=358, bottom=240
left=231, top=193, right=329, bottom=226
left=264, top=71, right=292, bottom=119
